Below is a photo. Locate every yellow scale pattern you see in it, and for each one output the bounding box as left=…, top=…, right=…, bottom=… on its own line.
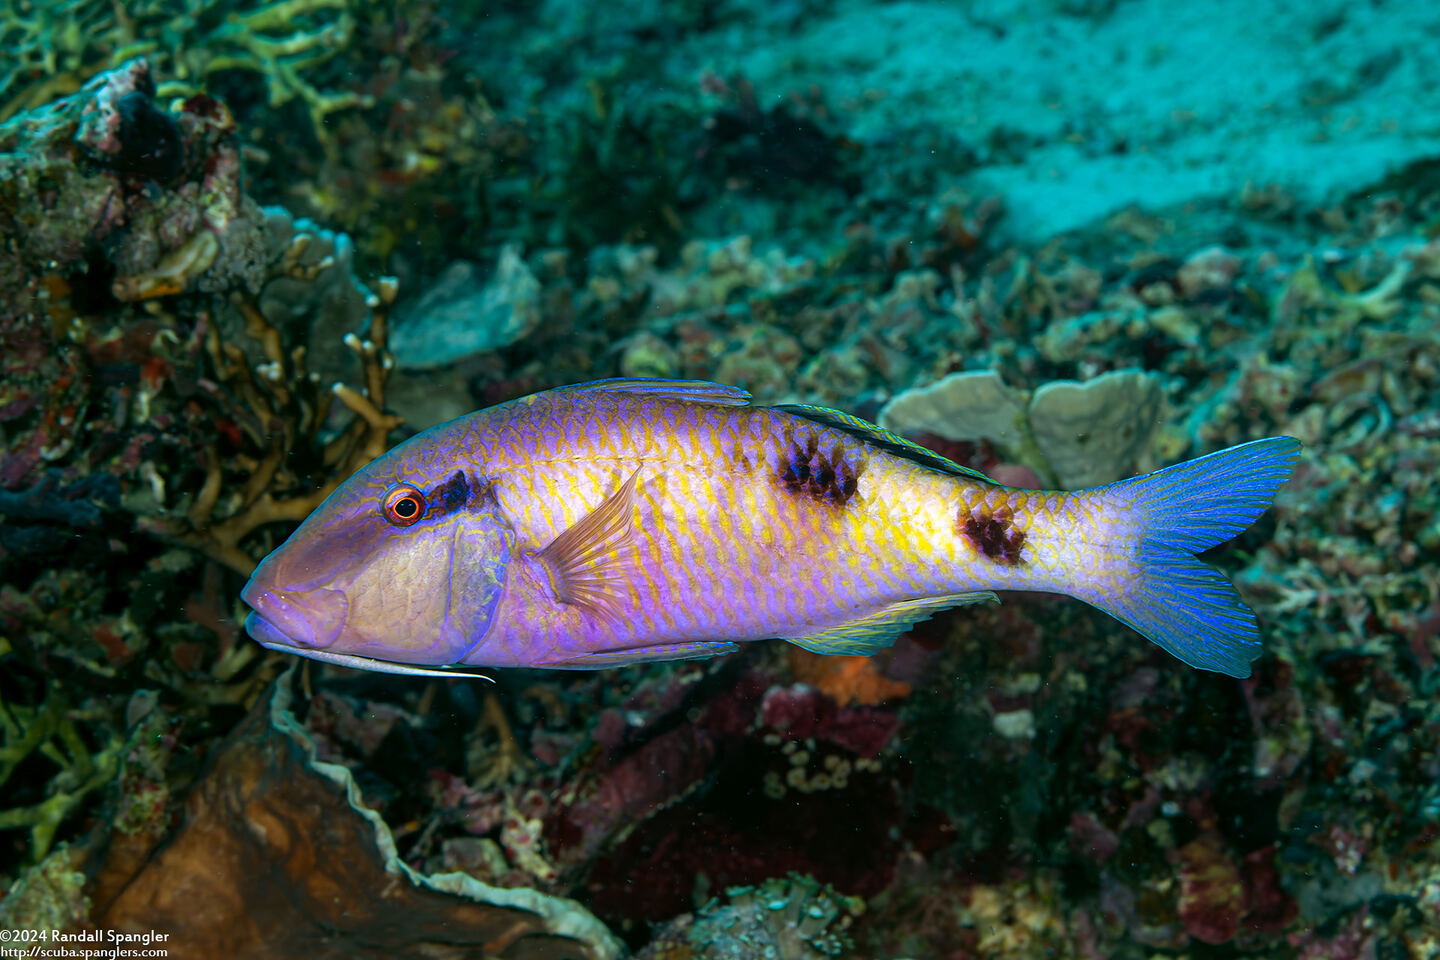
left=456, top=389, right=1127, bottom=656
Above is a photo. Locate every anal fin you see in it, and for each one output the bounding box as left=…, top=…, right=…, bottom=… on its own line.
left=783, top=591, right=999, bottom=656
left=540, top=640, right=740, bottom=669
left=537, top=470, right=640, bottom=621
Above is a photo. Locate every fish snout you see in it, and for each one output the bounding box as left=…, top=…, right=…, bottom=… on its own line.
left=242, top=582, right=349, bottom=651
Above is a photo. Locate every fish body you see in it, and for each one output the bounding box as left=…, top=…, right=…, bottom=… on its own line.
left=242, top=378, right=1300, bottom=678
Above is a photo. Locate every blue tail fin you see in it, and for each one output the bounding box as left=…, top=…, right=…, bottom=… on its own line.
left=1091, top=437, right=1301, bottom=678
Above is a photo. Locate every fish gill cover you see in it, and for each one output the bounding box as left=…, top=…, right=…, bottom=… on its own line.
left=0, top=1, right=1438, bottom=958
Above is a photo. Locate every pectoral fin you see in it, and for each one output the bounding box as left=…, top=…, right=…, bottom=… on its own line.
left=783, top=591, right=1000, bottom=656
left=536, top=469, right=641, bottom=621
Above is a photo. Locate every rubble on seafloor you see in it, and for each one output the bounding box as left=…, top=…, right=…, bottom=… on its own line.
left=1, top=28, right=1440, bottom=960
left=287, top=200, right=1440, bottom=955
left=634, top=873, right=864, bottom=960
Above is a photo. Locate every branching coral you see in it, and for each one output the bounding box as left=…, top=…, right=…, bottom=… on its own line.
left=0, top=0, right=370, bottom=139
left=0, top=61, right=410, bottom=880
left=137, top=256, right=401, bottom=578
left=0, top=681, right=121, bottom=861
left=0, top=0, right=109, bottom=118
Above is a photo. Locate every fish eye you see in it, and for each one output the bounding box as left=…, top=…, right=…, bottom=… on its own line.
left=382, top=485, right=427, bottom=526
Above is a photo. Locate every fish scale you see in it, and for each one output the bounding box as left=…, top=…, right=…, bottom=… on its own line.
left=242, top=378, right=1301, bottom=679
left=467, top=398, right=1094, bottom=656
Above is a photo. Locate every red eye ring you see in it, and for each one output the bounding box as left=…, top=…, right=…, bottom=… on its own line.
left=382, top=485, right=426, bottom=526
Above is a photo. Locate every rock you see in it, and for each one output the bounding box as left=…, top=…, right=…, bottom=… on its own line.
left=84, top=672, right=623, bottom=960
left=880, top=368, right=1166, bottom=488
left=390, top=246, right=541, bottom=370
left=877, top=370, right=1028, bottom=451
left=1029, top=370, right=1165, bottom=488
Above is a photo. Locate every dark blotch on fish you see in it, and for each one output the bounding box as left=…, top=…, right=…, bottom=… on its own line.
left=779, top=435, right=861, bottom=506
left=430, top=470, right=472, bottom=516
left=962, top=506, right=1026, bottom=565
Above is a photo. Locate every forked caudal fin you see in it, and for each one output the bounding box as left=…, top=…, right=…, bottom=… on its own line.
left=1089, top=436, right=1302, bottom=678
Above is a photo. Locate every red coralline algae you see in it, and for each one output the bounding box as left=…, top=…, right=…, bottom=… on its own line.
left=1068, top=812, right=1120, bottom=863
left=986, top=462, right=1042, bottom=488
left=1240, top=846, right=1298, bottom=937
left=581, top=743, right=903, bottom=927
left=1241, top=657, right=1311, bottom=790
left=1176, top=833, right=1244, bottom=945
left=532, top=675, right=913, bottom=931
left=548, top=724, right=718, bottom=868
left=1287, top=906, right=1375, bottom=960
left=758, top=683, right=902, bottom=757
left=759, top=683, right=836, bottom=736
left=590, top=708, right=629, bottom=750
left=822, top=707, right=903, bottom=758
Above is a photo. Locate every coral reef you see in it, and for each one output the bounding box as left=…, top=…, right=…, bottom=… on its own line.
left=374, top=184, right=1439, bottom=957
left=4, top=5, right=1440, bottom=959
left=0, top=57, right=267, bottom=314
left=635, top=874, right=862, bottom=960
left=0, top=0, right=368, bottom=137
left=0, top=59, right=403, bottom=895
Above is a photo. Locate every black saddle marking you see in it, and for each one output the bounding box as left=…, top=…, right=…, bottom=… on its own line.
left=778, top=432, right=862, bottom=507
left=961, top=505, right=1026, bottom=565
left=428, top=470, right=496, bottom=518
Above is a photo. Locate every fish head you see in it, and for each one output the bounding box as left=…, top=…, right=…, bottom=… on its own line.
left=242, top=430, right=512, bottom=672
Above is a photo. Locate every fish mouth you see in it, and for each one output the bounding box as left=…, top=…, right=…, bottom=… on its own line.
left=243, top=579, right=492, bottom=678
left=242, top=583, right=349, bottom=651
left=244, top=610, right=297, bottom=650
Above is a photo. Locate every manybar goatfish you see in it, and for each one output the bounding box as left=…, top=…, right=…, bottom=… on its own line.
left=241, top=378, right=1300, bottom=679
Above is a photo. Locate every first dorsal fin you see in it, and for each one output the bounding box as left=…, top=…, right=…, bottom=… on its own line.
left=568, top=378, right=752, bottom=406
left=537, top=469, right=641, bottom=620
left=784, top=591, right=1000, bottom=656
left=774, top=403, right=996, bottom=482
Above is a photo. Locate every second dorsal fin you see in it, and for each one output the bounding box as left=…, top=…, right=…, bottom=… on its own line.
left=568, top=378, right=752, bottom=406
left=775, top=403, right=995, bottom=482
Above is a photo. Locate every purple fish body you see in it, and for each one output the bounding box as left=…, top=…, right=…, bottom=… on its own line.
left=242, top=379, right=1300, bottom=678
